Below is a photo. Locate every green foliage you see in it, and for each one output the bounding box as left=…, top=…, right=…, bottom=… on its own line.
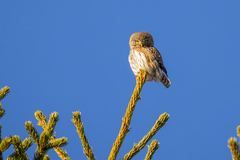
left=72, top=111, right=95, bottom=160
left=228, top=125, right=240, bottom=160
left=122, top=112, right=169, bottom=160
left=0, top=74, right=170, bottom=160
left=0, top=137, right=12, bottom=155
left=144, top=140, right=159, bottom=160
left=27, top=111, right=69, bottom=160
left=0, top=104, right=5, bottom=120
left=0, top=86, right=69, bottom=159
left=0, top=86, right=10, bottom=119
left=8, top=135, right=32, bottom=159
left=0, top=86, right=10, bottom=101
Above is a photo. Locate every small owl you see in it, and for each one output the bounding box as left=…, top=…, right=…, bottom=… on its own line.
left=128, top=32, right=171, bottom=88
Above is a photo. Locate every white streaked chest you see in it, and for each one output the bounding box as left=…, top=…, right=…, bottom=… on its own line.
left=129, top=49, right=149, bottom=74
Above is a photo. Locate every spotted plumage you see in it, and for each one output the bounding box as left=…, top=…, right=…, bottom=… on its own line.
left=128, top=32, right=171, bottom=88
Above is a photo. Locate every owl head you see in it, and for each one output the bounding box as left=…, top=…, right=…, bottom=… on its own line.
left=129, top=32, right=154, bottom=49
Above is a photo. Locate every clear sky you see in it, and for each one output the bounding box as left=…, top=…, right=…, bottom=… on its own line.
left=1, top=1, right=240, bottom=159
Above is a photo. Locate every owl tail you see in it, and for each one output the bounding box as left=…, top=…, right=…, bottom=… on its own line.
left=161, top=74, right=171, bottom=88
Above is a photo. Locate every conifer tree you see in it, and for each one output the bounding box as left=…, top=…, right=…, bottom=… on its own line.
left=0, top=70, right=170, bottom=159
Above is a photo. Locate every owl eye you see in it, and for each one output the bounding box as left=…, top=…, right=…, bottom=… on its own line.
left=144, top=40, right=148, bottom=43
left=136, top=41, right=140, bottom=43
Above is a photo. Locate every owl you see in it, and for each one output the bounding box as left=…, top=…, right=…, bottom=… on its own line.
left=128, top=32, right=171, bottom=88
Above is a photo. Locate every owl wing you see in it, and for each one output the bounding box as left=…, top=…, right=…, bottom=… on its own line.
left=148, top=47, right=168, bottom=77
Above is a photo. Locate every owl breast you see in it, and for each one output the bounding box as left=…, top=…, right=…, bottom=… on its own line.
left=129, top=49, right=148, bottom=75
left=129, top=49, right=160, bottom=82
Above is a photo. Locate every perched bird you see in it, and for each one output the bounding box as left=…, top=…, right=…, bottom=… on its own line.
left=128, top=32, right=171, bottom=88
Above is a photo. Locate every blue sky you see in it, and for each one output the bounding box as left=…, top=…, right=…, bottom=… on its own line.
left=1, top=1, right=240, bottom=159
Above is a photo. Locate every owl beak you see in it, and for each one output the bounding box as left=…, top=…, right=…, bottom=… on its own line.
left=140, top=44, right=143, bottom=47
